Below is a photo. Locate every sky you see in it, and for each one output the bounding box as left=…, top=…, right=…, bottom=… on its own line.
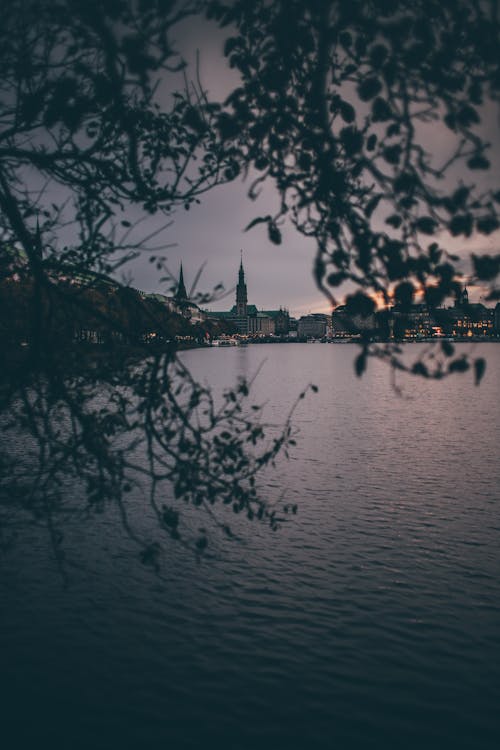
left=124, top=12, right=329, bottom=317
left=121, top=10, right=500, bottom=318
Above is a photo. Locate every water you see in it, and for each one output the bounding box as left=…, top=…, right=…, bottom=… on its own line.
left=1, top=343, right=499, bottom=749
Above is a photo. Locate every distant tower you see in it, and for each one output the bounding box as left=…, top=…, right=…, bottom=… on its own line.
left=455, top=284, right=469, bottom=308
left=175, top=263, right=188, bottom=303
left=236, top=252, right=248, bottom=317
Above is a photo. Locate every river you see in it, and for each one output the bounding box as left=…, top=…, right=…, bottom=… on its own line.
left=1, top=343, right=499, bottom=749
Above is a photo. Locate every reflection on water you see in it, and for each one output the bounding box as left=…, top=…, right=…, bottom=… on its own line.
left=1, top=344, right=499, bottom=749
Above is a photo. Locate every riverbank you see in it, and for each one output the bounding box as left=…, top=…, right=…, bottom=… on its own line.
left=212, top=335, right=500, bottom=345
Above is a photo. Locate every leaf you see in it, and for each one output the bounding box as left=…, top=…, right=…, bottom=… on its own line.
left=473, top=358, right=486, bottom=385
left=485, top=290, right=500, bottom=301
left=245, top=215, right=271, bottom=232
left=472, top=254, right=500, bottom=281
left=416, top=216, right=437, bottom=235
left=449, top=214, right=473, bottom=237
left=372, top=97, right=392, bottom=122
left=467, top=155, right=490, bottom=170
left=394, top=172, right=416, bottom=193
left=254, top=156, right=269, bottom=170
left=340, top=126, right=363, bottom=154
left=412, top=362, right=428, bottom=377
left=448, top=358, right=469, bottom=374
left=183, top=105, right=206, bottom=133
left=451, top=186, right=470, bottom=208
left=428, top=243, right=442, bottom=263
left=394, top=281, right=414, bottom=309
left=383, top=145, right=401, bottom=165
left=355, top=351, right=366, bottom=377
left=365, top=194, right=382, bottom=218
left=327, top=272, right=345, bottom=287
left=224, top=37, right=239, bottom=57
left=358, top=77, right=382, bottom=101
left=386, top=123, right=400, bottom=138
left=268, top=221, right=282, bottom=245
left=218, top=113, right=240, bottom=140
left=441, top=340, right=454, bottom=357
left=456, top=105, right=480, bottom=127
left=345, top=292, right=375, bottom=317
left=298, top=152, right=312, bottom=170
left=476, top=216, right=499, bottom=235
left=339, top=100, right=356, bottom=123
left=386, top=214, right=402, bottom=229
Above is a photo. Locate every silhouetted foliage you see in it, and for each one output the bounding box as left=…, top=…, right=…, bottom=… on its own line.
left=208, top=0, right=500, bottom=376
left=0, top=0, right=299, bottom=568
left=1, top=0, right=499, bottom=568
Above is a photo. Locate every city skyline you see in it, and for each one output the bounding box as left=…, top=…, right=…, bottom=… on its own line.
left=124, top=164, right=499, bottom=318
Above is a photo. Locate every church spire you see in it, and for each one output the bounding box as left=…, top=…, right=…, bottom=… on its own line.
left=455, top=283, right=469, bottom=308
left=236, top=251, right=247, bottom=316
left=175, top=262, right=188, bottom=302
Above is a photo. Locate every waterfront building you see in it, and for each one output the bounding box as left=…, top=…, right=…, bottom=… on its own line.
left=389, top=303, right=434, bottom=339
left=443, top=302, right=493, bottom=337
left=205, top=256, right=290, bottom=336
left=434, top=285, right=493, bottom=337
left=332, top=305, right=378, bottom=338
left=331, top=284, right=495, bottom=340
left=248, top=312, right=275, bottom=335
left=297, top=314, right=328, bottom=339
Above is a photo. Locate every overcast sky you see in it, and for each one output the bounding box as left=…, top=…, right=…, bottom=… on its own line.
left=121, top=10, right=500, bottom=317
left=123, top=13, right=328, bottom=317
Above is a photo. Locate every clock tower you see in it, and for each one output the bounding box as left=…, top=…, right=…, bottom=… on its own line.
left=236, top=254, right=248, bottom=317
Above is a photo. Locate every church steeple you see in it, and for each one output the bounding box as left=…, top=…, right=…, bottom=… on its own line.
left=175, top=262, right=188, bottom=302
left=455, top=283, right=469, bottom=308
left=236, top=251, right=247, bottom=316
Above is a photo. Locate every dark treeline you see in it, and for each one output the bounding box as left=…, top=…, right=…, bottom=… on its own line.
left=0, top=269, right=234, bottom=355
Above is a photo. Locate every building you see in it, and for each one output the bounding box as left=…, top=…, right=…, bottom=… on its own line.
left=205, top=255, right=290, bottom=336
left=332, top=305, right=378, bottom=338
left=236, top=258, right=247, bottom=316
left=390, top=303, right=434, bottom=339
left=248, top=312, right=275, bottom=335
left=443, top=302, right=493, bottom=337
left=172, top=263, right=205, bottom=323
left=297, top=314, right=328, bottom=339
left=380, top=285, right=494, bottom=340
